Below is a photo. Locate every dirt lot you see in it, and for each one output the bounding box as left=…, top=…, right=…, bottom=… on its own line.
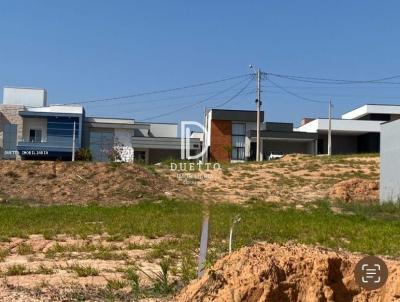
left=0, top=153, right=380, bottom=205
left=0, top=234, right=180, bottom=301
left=190, top=154, right=380, bottom=203
left=0, top=161, right=181, bottom=204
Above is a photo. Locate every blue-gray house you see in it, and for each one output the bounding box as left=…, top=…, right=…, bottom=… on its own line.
left=16, top=105, right=84, bottom=159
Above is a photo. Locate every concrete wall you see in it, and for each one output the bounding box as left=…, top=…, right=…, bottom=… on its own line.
left=318, top=134, right=358, bottom=154
left=148, top=148, right=180, bottom=164
left=263, top=140, right=310, bottom=155
left=22, top=118, right=47, bottom=142
left=3, top=87, right=47, bottom=107
left=380, top=119, right=400, bottom=202
left=149, top=123, right=177, bottom=138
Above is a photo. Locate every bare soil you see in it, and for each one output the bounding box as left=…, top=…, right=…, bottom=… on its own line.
left=176, top=243, right=400, bottom=302
left=0, top=234, right=177, bottom=301
left=188, top=154, right=380, bottom=203
left=0, top=154, right=380, bottom=204
left=0, top=161, right=180, bottom=204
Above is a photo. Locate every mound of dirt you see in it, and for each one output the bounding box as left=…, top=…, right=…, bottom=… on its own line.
left=176, top=243, right=400, bottom=302
left=280, top=153, right=310, bottom=162
left=0, top=161, right=179, bottom=204
left=328, top=178, right=379, bottom=202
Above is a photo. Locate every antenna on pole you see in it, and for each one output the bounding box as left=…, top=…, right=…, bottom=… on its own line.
left=328, top=99, right=332, bottom=156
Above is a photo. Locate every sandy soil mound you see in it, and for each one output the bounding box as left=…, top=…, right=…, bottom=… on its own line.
left=0, top=161, right=178, bottom=204
left=280, top=153, right=310, bottom=162
left=328, top=178, right=379, bottom=202
left=175, top=243, right=400, bottom=302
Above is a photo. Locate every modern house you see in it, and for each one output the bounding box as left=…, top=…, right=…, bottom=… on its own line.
left=380, top=118, right=400, bottom=203
left=296, top=104, right=400, bottom=154
left=204, top=109, right=317, bottom=162
left=0, top=87, right=200, bottom=163
left=205, top=104, right=400, bottom=162
left=83, top=117, right=199, bottom=163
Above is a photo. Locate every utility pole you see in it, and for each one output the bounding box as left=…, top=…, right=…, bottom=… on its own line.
left=202, top=107, right=207, bottom=163
left=256, top=69, right=262, bottom=161
left=72, top=121, right=76, bottom=161
left=328, top=99, right=332, bottom=156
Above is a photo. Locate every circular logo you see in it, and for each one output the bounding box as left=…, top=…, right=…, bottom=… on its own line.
left=354, top=256, right=388, bottom=290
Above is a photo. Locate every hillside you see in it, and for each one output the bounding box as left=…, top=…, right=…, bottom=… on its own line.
left=0, top=154, right=380, bottom=205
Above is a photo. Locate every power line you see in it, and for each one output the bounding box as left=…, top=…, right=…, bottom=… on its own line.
left=266, top=72, right=400, bottom=85
left=141, top=77, right=251, bottom=121
left=215, top=79, right=253, bottom=108
left=67, top=74, right=251, bottom=105
left=267, top=78, right=327, bottom=104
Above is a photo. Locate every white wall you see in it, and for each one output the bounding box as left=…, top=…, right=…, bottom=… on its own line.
left=380, top=119, right=400, bottom=202
left=296, top=119, right=383, bottom=133
left=3, top=87, right=47, bottom=107
left=114, top=128, right=134, bottom=162
left=150, top=123, right=177, bottom=137
left=22, top=118, right=47, bottom=142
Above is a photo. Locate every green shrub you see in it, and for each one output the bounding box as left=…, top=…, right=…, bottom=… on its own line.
left=75, top=148, right=92, bottom=161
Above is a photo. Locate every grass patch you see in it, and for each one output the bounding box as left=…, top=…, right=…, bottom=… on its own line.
left=36, top=264, right=54, bottom=275
left=91, top=251, right=127, bottom=260
left=0, top=198, right=399, bottom=259
left=6, top=264, right=29, bottom=276
left=68, top=263, right=99, bottom=277
left=17, top=243, right=34, bottom=255
left=0, top=249, right=9, bottom=262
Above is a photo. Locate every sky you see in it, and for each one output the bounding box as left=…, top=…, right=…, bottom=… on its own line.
left=1, top=1, right=400, bottom=126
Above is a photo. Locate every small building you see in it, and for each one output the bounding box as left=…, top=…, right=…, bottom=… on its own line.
left=204, top=109, right=317, bottom=162
left=380, top=118, right=400, bottom=203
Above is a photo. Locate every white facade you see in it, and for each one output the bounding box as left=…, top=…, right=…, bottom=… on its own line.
left=380, top=119, right=400, bottom=203
left=149, top=123, right=177, bottom=137
left=3, top=87, right=47, bottom=107
left=296, top=118, right=383, bottom=134
left=342, top=104, right=400, bottom=120
left=22, top=118, right=47, bottom=143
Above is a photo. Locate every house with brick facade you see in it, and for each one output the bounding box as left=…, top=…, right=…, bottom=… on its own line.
left=204, top=109, right=317, bottom=162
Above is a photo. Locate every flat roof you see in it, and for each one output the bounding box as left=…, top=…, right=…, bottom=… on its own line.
left=209, top=108, right=264, bottom=122
left=4, top=86, right=47, bottom=91
left=20, top=105, right=83, bottom=115
left=296, top=118, right=384, bottom=134
left=85, top=117, right=136, bottom=124
left=342, top=104, right=400, bottom=120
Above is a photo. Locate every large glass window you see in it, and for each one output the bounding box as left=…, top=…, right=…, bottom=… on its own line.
left=232, top=123, right=245, bottom=160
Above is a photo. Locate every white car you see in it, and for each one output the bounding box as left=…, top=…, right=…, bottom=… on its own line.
left=268, top=151, right=284, bottom=160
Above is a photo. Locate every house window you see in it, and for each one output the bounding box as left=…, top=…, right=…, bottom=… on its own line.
left=29, top=129, right=42, bottom=143
left=232, top=123, right=245, bottom=160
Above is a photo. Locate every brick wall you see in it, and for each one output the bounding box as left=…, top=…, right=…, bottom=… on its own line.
left=0, top=105, right=24, bottom=158
left=210, top=119, right=232, bottom=162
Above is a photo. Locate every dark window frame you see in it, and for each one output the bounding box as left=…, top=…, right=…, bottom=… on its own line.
left=231, top=123, right=246, bottom=160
